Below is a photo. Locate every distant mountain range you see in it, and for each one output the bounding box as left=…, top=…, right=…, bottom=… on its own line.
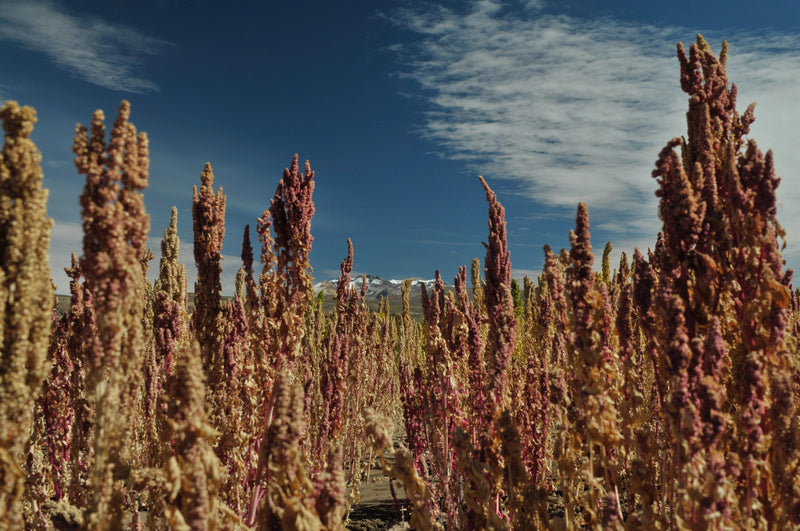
left=313, top=275, right=455, bottom=318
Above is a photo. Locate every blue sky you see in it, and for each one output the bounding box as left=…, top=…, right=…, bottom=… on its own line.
left=1, top=0, right=799, bottom=294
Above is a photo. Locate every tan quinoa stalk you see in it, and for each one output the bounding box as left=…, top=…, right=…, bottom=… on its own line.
left=72, top=101, right=150, bottom=529
left=0, top=101, right=54, bottom=529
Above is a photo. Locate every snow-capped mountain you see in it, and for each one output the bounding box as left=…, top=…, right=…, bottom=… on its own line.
left=312, top=274, right=455, bottom=314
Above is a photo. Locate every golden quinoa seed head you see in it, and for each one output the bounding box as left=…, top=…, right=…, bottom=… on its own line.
left=0, top=99, right=52, bottom=528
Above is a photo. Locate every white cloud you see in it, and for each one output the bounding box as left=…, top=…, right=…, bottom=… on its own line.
left=523, top=0, right=545, bottom=11
left=391, top=0, right=800, bottom=268
left=0, top=0, right=170, bottom=92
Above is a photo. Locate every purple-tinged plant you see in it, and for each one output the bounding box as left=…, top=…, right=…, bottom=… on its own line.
left=251, top=154, right=316, bottom=414
left=479, top=176, right=516, bottom=409
left=73, top=101, right=150, bottom=528
left=241, top=224, right=259, bottom=316
left=632, top=35, right=800, bottom=527
left=192, top=162, right=226, bottom=377
left=258, top=155, right=315, bottom=370
left=313, top=445, right=346, bottom=529
left=214, top=292, right=251, bottom=513
left=454, top=265, right=486, bottom=438
left=41, top=318, right=76, bottom=502
left=315, top=239, right=355, bottom=459
left=418, top=270, right=468, bottom=528
left=564, top=203, right=622, bottom=529
left=51, top=255, right=97, bottom=510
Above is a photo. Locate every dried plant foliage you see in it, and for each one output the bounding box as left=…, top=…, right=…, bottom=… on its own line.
left=72, top=100, right=152, bottom=529
left=0, top=101, right=53, bottom=529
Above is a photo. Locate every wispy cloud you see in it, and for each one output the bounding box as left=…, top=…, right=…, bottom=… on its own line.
left=390, top=0, right=800, bottom=264
left=0, top=0, right=170, bottom=92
